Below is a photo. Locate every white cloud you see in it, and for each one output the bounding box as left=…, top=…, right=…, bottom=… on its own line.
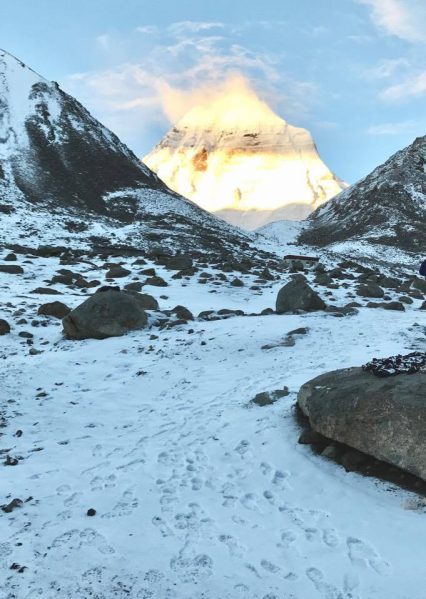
left=364, top=57, right=410, bottom=79
left=358, top=0, right=426, bottom=42
left=366, top=120, right=416, bottom=134
left=380, top=71, right=426, bottom=100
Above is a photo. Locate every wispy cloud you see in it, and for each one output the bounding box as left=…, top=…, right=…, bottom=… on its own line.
left=66, top=20, right=317, bottom=149
left=380, top=71, right=426, bottom=100
left=366, top=120, right=416, bottom=134
left=358, top=0, right=426, bottom=42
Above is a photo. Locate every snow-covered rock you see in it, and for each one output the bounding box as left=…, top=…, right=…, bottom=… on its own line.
left=300, top=135, right=426, bottom=254
left=143, top=79, right=346, bottom=230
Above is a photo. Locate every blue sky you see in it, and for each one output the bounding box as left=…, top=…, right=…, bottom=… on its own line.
left=2, top=0, right=426, bottom=183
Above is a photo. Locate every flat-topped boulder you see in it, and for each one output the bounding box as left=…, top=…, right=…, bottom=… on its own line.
left=63, top=289, right=149, bottom=340
left=298, top=366, right=426, bottom=480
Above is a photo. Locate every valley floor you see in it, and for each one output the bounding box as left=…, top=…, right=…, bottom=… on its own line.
left=0, top=256, right=425, bottom=599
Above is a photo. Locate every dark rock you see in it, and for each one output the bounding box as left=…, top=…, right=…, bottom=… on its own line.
left=298, top=367, right=426, bottom=480
left=4, top=253, right=17, bottom=261
left=106, top=265, right=131, bottom=279
left=124, top=282, right=143, bottom=292
left=171, top=305, right=194, bottom=321
left=140, top=268, right=156, bottom=276
left=356, top=283, right=384, bottom=298
left=145, top=276, right=168, bottom=287
left=399, top=296, right=413, bottom=304
left=0, top=319, right=10, bottom=335
left=251, top=387, right=289, bottom=406
left=276, top=279, right=325, bottom=314
left=1, top=498, right=23, bottom=513
left=62, top=290, right=149, bottom=340
left=163, top=255, right=193, bottom=271
left=230, top=278, right=244, bottom=287
left=340, top=450, right=367, bottom=472
left=412, top=277, right=426, bottom=293
left=298, top=429, right=327, bottom=445
left=87, top=508, right=96, bottom=517
left=366, top=301, right=405, bottom=311
left=31, top=287, right=62, bottom=295
left=0, top=264, right=24, bottom=274
left=38, top=301, right=70, bottom=319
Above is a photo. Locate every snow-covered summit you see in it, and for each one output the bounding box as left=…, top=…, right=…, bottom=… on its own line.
left=143, top=78, right=346, bottom=230
left=300, top=135, right=426, bottom=254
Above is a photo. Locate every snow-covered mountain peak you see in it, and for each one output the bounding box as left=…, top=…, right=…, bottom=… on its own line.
left=143, top=79, right=346, bottom=230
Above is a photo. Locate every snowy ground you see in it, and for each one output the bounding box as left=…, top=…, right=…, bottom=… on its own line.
left=1, top=253, right=425, bottom=599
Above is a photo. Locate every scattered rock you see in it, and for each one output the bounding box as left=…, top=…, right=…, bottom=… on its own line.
left=163, top=255, right=193, bottom=270
left=1, top=498, right=23, bottom=513
left=63, top=290, right=149, bottom=340
left=106, top=265, right=131, bottom=279
left=250, top=387, right=289, bottom=406
left=0, top=319, right=10, bottom=335
left=171, top=305, right=194, bottom=321
left=145, top=276, right=168, bottom=287
left=230, top=278, right=244, bottom=287
left=124, top=282, right=143, bottom=292
left=87, top=508, right=96, bottom=517
left=276, top=278, right=325, bottom=314
left=38, top=301, right=70, bottom=319
left=366, top=301, right=405, bottom=311
left=31, top=287, right=61, bottom=295
left=0, top=265, right=24, bottom=274
left=356, top=283, right=384, bottom=298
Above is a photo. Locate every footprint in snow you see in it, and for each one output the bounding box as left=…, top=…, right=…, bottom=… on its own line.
left=347, top=536, right=389, bottom=574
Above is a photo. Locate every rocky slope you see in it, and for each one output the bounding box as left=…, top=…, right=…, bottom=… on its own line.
left=143, top=80, right=346, bottom=230
left=299, top=135, right=426, bottom=254
left=0, top=50, right=256, bottom=258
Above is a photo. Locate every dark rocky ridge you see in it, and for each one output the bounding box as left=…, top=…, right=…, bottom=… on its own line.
left=0, top=50, right=257, bottom=259
left=299, top=135, right=426, bottom=253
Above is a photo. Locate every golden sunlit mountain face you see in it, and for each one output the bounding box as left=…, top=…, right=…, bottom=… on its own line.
left=143, top=77, right=346, bottom=229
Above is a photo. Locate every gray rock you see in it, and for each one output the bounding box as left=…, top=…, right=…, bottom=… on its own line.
left=124, top=282, right=143, bottom=292
left=276, top=279, right=325, bottom=314
left=38, top=301, right=70, bottom=319
left=63, top=290, right=148, bottom=340
left=171, top=305, right=194, bottom=321
left=298, top=367, right=426, bottom=480
left=250, top=387, right=289, bottom=407
left=356, top=283, right=384, bottom=298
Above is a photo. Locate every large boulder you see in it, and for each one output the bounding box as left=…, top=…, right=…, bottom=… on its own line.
left=276, top=278, right=325, bottom=314
left=62, top=290, right=148, bottom=340
left=298, top=367, right=426, bottom=480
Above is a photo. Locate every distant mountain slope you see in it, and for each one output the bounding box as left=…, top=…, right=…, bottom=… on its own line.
left=299, top=136, right=426, bottom=254
left=0, top=50, right=254, bottom=256
left=143, top=78, right=346, bottom=230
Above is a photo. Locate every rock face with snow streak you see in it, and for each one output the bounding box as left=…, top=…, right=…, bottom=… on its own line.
left=143, top=80, right=346, bottom=230
left=299, top=135, right=426, bottom=253
left=0, top=50, right=251, bottom=255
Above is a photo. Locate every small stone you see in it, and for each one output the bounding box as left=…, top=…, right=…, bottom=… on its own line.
left=87, top=508, right=96, bottom=517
